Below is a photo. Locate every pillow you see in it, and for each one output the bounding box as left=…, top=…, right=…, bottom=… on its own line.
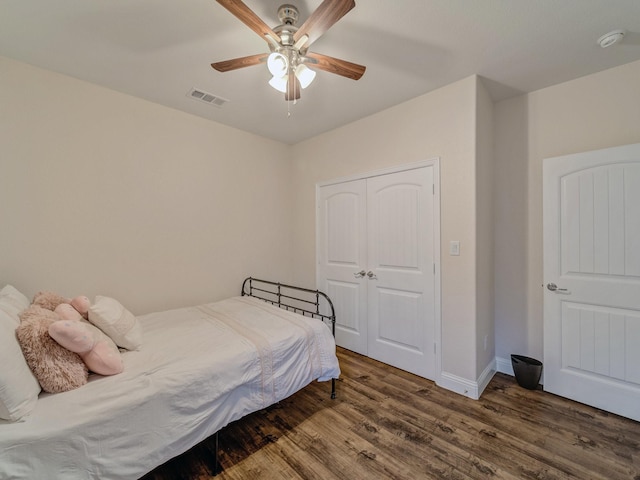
left=0, top=309, right=41, bottom=421
left=88, top=296, right=142, bottom=351
left=32, top=291, right=69, bottom=311
left=16, top=306, right=88, bottom=393
left=0, top=285, right=31, bottom=325
left=49, top=320, right=124, bottom=376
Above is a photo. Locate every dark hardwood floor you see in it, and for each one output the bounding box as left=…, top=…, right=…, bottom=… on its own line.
left=142, top=348, right=640, bottom=479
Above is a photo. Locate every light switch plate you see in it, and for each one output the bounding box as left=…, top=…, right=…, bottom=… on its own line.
left=450, top=240, right=460, bottom=256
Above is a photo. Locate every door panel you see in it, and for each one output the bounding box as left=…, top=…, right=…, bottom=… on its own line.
left=326, top=280, right=361, bottom=334
left=376, top=187, right=419, bottom=269
left=544, top=143, right=640, bottom=421
left=561, top=302, right=640, bottom=384
left=317, top=180, right=368, bottom=355
left=561, top=164, right=640, bottom=277
left=367, top=167, right=435, bottom=378
left=625, top=166, right=640, bottom=276
left=377, top=288, right=422, bottom=351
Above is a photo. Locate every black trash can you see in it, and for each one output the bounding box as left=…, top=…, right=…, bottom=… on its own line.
left=510, top=354, right=543, bottom=390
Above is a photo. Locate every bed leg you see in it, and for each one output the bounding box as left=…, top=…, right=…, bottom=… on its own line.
left=213, top=430, right=220, bottom=476
left=331, top=378, right=336, bottom=399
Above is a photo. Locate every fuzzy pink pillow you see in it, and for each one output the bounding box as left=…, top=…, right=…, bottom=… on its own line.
left=49, top=321, right=123, bottom=376
left=16, top=306, right=88, bottom=393
left=32, top=291, right=70, bottom=312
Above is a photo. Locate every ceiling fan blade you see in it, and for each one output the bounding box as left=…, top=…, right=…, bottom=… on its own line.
left=285, top=73, right=301, bottom=101
left=293, top=0, right=355, bottom=48
left=216, top=0, right=280, bottom=44
left=211, top=53, right=268, bottom=72
left=305, top=52, right=365, bottom=80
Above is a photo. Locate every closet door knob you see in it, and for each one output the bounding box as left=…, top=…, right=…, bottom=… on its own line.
left=367, top=271, right=377, bottom=279
left=354, top=270, right=366, bottom=278
left=546, top=282, right=568, bottom=293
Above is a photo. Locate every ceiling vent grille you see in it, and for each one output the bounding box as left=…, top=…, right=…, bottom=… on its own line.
left=187, top=88, right=229, bottom=107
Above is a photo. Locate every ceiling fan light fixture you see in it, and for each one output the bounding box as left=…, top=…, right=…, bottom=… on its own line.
left=295, top=64, right=316, bottom=89
left=269, top=75, right=288, bottom=93
left=267, top=52, right=288, bottom=77
left=293, top=34, right=309, bottom=50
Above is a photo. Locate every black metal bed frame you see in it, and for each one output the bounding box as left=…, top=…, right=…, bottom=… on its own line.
left=241, top=276, right=337, bottom=400
left=213, top=277, right=338, bottom=475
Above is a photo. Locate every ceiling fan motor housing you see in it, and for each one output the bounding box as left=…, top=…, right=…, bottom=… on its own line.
left=278, top=4, right=299, bottom=25
left=273, top=5, right=300, bottom=48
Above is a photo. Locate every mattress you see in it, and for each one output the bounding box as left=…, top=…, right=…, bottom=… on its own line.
left=0, top=296, right=340, bottom=479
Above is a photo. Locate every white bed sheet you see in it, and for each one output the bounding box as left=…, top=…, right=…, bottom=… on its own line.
left=0, top=296, right=340, bottom=479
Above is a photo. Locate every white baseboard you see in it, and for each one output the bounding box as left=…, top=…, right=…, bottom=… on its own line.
left=437, top=356, right=548, bottom=400
left=437, top=372, right=480, bottom=399
left=477, top=358, right=497, bottom=395
left=437, top=359, right=496, bottom=400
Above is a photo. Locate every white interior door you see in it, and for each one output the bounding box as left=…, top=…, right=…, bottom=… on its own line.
left=317, top=163, right=438, bottom=380
left=367, top=168, right=435, bottom=378
left=317, top=179, right=368, bottom=355
left=543, top=143, right=640, bottom=421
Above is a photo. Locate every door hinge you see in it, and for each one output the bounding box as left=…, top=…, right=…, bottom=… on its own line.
left=433, top=343, right=437, bottom=355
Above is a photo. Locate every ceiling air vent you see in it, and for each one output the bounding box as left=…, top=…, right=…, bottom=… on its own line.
left=187, top=88, right=229, bottom=107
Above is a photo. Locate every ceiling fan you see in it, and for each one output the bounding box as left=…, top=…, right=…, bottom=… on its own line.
left=211, top=0, right=366, bottom=101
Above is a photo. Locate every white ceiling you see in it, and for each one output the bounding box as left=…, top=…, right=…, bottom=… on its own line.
left=1, top=1, right=639, bottom=144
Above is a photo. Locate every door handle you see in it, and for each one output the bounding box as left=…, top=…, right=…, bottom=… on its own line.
left=547, top=282, right=568, bottom=292
left=367, top=271, right=378, bottom=280
left=354, top=270, right=366, bottom=278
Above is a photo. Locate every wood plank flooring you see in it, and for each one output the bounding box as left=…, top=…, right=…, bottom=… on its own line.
left=142, top=348, right=640, bottom=480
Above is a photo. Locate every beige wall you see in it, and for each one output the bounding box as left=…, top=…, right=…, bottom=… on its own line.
left=493, top=95, right=529, bottom=361
left=1, top=56, right=489, bottom=385
left=475, top=77, right=495, bottom=377
left=494, top=59, right=640, bottom=363
left=0, top=56, right=293, bottom=314
left=9, top=50, right=638, bottom=390
left=291, top=76, right=480, bottom=382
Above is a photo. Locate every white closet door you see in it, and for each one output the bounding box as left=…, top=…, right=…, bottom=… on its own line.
left=366, top=167, right=435, bottom=378
left=317, top=180, right=368, bottom=355
left=544, top=143, right=640, bottom=421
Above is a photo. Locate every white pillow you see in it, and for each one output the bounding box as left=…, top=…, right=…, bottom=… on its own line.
left=0, top=309, right=41, bottom=421
left=0, top=285, right=31, bottom=325
left=88, top=296, right=142, bottom=351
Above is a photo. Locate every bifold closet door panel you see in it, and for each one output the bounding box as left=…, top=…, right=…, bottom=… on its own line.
left=317, top=179, right=369, bottom=355
left=366, top=167, right=436, bottom=379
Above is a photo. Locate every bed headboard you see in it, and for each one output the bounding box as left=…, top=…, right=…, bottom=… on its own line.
left=241, top=277, right=336, bottom=337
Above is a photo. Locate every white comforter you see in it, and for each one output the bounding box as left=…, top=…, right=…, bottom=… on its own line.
left=0, top=296, right=340, bottom=479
